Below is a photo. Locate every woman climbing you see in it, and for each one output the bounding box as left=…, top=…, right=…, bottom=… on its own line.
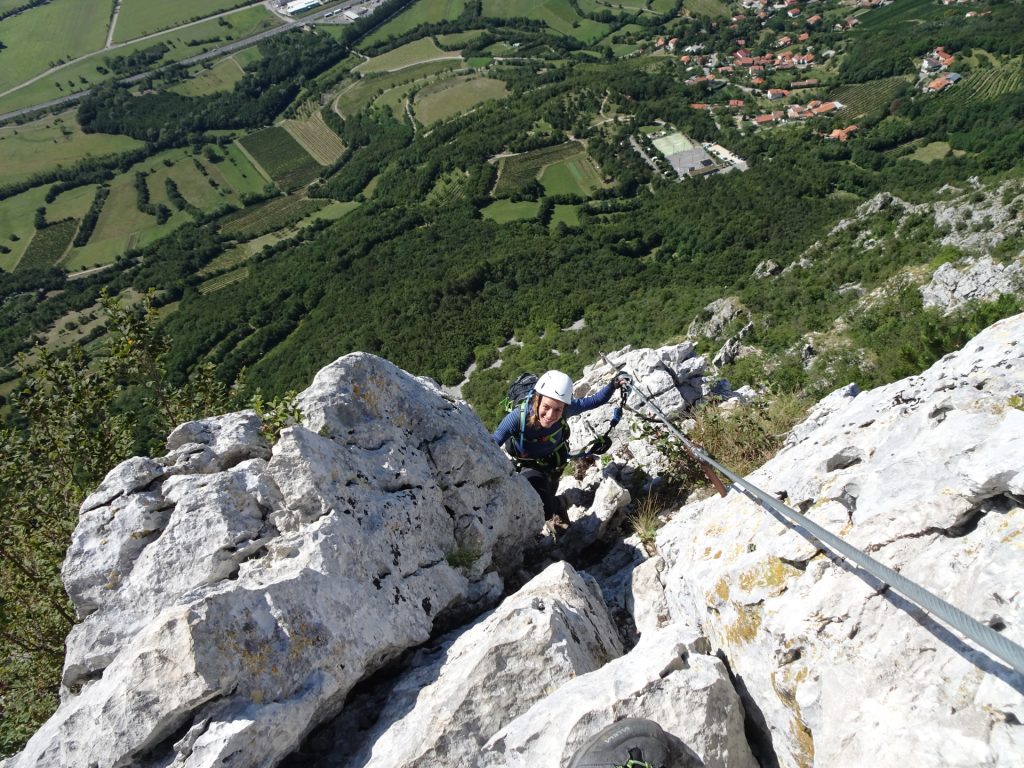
left=492, top=370, right=628, bottom=527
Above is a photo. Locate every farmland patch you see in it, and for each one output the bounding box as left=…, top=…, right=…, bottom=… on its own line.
left=539, top=154, right=604, bottom=196
left=281, top=113, right=346, bottom=166
left=361, top=0, right=467, bottom=46
left=481, top=0, right=608, bottom=43
left=481, top=199, right=539, bottom=222
left=831, top=75, right=913, bottom=119
left=334, top=60, right=462, bottom=116
left=112, top=0, right=258, bottom=44
left=17, top=219, right=78, bottom=271
left=170, top=56, right=246, bottom=97
left=413, top=76, right=508, bottom=125
left=493, top=141, right=589, bottom=197
left=0, top=0, right=108, bottom=94
left=238, top=127, right=323, bottom=191
left=218, top=196, right=327, bottom=240
left=356, top=38, right=461, bottom=74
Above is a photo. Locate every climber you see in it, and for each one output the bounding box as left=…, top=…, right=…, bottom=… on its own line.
left=493, top=370, right=628, bottom=528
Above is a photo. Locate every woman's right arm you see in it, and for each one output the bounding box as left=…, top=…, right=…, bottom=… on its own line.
left=492, top=410, right=520, bottom=446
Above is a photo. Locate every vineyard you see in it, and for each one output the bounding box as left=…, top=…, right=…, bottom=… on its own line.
left=940, top=64, right=1024, bottom=105
left=413, top=76, right=509, bottom=125
left=426, top=169, right=469, bottom=206
left=334, top=60, right=462, bottom=117
left=831, top=76, right=913, bottom=119
left=17, top=219, right=78, bottom=271
left=199, top=266, right=250, bottom=295
left=281, top=113, right=346, bottom=166
left=493, top=141, right=588, bottom=198
left=197, top=244, right=252, bottom=278
left=238, top=128, right=323, bottom=192
left=218, top=196, right=327, bottom=239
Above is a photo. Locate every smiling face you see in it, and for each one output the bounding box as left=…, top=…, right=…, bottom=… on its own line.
left=537, top=395, right=566, bottom=428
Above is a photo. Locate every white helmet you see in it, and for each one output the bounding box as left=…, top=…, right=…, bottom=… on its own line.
left=534, top=370, right=574, bottom=404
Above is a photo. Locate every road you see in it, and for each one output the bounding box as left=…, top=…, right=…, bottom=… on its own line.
left=0, top=1, right=365, bottom=126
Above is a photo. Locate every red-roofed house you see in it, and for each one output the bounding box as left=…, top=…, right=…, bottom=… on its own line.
left=796, top=52, right=816, bottom=66
left=776, top=35, right=792, bottom=47
left=753, top=114, right=775, bottom=126
left=926, top=76, right=953, bottom=92
left=827, top=125, right=859, bottom=141
left=690, top=103, right=711, bottom=110
left=807, top=14, right=822, bottom=24
left=935, top=48, right=955, bottom=67
left=766, top=88, right=789, bottom=100
left=798, top=32, right=810, bottom=42
left=751, top=76, right=766, bottom=86
left=729, top=99, right=745, bottom=107
left=811, top=101, right=838, bottom=115
left=787, top=7, right=801, bottom=18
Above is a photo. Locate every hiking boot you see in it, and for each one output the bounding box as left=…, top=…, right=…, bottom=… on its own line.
left=566, top=718, right=672, bottom=768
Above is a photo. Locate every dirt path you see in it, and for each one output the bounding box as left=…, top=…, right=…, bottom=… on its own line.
left=106, top=0, right=123, bottom=49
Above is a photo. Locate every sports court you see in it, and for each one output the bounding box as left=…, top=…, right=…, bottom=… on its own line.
left=651, top=132, right=694, bottom=156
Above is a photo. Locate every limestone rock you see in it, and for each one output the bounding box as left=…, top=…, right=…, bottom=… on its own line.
left=478, top=623, right=758, bottom=768
left=688, top=297, right=749, bottom=339
left=10, top=353, right=539, bottom=768
left=921, top=255, right=1024, bottom=315
left=316, top=562, right=624, bottom=768
left=753, top=259, right=782, bottom=279
left=658, top=313, right=1024, bottom=768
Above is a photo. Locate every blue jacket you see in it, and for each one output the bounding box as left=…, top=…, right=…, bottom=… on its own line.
left=492, top=382, right=616, bottom=462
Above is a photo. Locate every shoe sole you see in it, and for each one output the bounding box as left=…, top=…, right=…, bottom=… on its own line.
left=566, top=717, right=671, bottom=768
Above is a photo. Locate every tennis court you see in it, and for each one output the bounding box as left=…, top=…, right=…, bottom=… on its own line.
left=652, top=132, right=694, bottom=156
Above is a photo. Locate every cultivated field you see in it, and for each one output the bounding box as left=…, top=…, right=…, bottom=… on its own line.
left=831, top=76, right=913, bottom=119
left=426, top=170, right=469, bottom=206
left=907, top=141, right=965, bottom=164
left=218, top=196, right=327, bottom=240
left=112, top=0, right=258, bottom=44
left=17, top=219, right=78, bottom=271
left=170, top=56, right=247, bottom=97
left=481, top=0, right=609, bottom=43
left=0, top=0, right=109, bottom=94
left=0, top=184, right=96, bottom=270
left=356, top=38, right=461, bottom=74
left=481, top=199, right=539, bottom=222
left=413, top=76, right=508, bottom=125
left=436, top=30, right=487, bottom=47
left=578, top=0, right=639, bottom=17
left=681, top=0, right=730, bottom=17
left=857, top=0, right=944, bottom=29
left=942, top=61, right=1024, bottom=105
left=0, top=6, right=279, bottom=114
left=551, top=204, right=580, bottom=228
left=334, top=60, right=462, bottom=116
left=0, top=111, right=142, bottom=188
left=361, top=0, right=467, bottom=46
left=539, top=154, right=604, bottom=197
left=281, top=113, right=346, bottom=165
left=238, top=128, right=323, bottom=191
left=199, top=266, right=250, bottom=295
left=493, top=141, right=588, bottom=197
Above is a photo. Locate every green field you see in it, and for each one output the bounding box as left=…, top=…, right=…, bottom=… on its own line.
left=414, top=76, right=508, bottom=124
left=170, top=56, right=247, bottom=97
left=481, top=0, right=609, bottom=43
left=682, top=0, right=730, bottom=17
left=856, top=0, right=946, bottom=29
left=539, top=154, right=604, bottom=196
left=426, top=169, right=470, bottom=206
left=0, top=183, right=93, bottom=270
left=907, top=141, right=967, bottom=163
left=551, top=204, right=580, bottom=228
left=0, top=112, right=143, bottom=188
left=578, top=0, right=638, bottom=18
left=199, top=266, right=250, bottom=295
left=494, top=141, right=588, bottom=197
left=0, top=0, right=110, bottom=94
left=0, top=6, right=279, bottom=114
left=436, top=29, right=487, bottom=47
left=356, top=38, right=461, bottom=74
left=113, top=0, right=259, bottom=44
left=238, top=127, right=323, bottom=191
left=481, top=199, right=540, bottom=222
left=334, top=60, right=462, bottom=116
left=361, top=0, right=467, bottom=46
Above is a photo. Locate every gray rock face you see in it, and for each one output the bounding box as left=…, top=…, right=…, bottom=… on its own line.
left=478, top=622, right=758, bottom=768
left=324, top=562, right=624, bottom=767
left=688, top=296, right=749, bottom=339
left=11, top=353, right=538, bottom=768
left=658, top=313, right=1024, bottom=768
left=921, top=255, right=1024, bottom=315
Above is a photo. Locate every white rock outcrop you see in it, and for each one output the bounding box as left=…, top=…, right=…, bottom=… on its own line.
left=8, top=353, right=539, bottom=768
left=658, top=313, right=1024, bottom=768
left=921, top=254, right=1023, bottom=315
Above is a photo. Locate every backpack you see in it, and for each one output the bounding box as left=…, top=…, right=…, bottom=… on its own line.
left=499, top=372, right=538, bottom=414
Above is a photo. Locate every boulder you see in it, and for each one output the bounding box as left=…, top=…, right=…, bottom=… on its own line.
left=658, top=313, right=1024, bottom=768
left=688, top=297, right=749, bottom=339
left=479, top=622, right=758, bottom=768
left=9, top=353, right=539, bottom=768
left=921, top=255, right=1024, bottom=315
left=310, top=562, right=624, bottom=768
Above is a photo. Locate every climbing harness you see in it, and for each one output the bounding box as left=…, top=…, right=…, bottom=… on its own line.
left=599, top=352, right=1024, bottom=676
